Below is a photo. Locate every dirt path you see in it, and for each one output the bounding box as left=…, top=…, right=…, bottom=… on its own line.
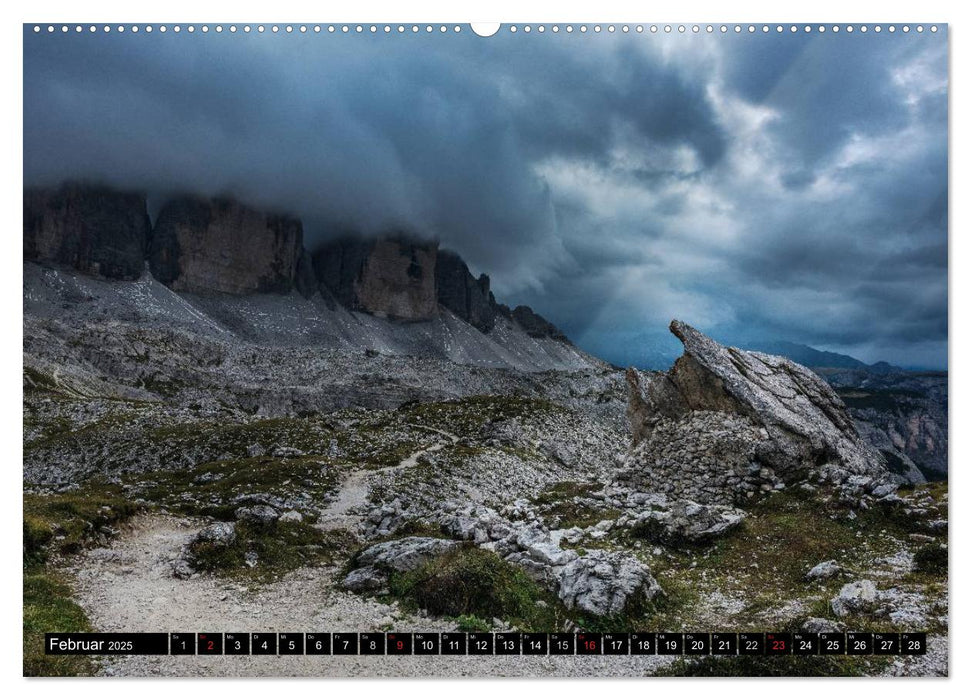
left=316, top=426, right=458, bottom=532
left=67, top=513, right=671, bottom=677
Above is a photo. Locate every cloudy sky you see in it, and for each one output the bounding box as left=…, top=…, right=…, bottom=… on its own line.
left=23, top=26, right=948, bottom=368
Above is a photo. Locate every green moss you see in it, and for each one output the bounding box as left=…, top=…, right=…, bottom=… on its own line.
left=133, top=456, right=342, bottom=519
left=388, top=545, right=566, bottom=631
left=186, top=520, right=357, bottom=581
left=23, top=484, right=140, bottom=562
left=23, top=367, right=61, bottom=395
left=454, top=614, right=492, bottom=632
left=23, top=569, right=95, bottom=677
left=912, top=544, right=947, bottom=575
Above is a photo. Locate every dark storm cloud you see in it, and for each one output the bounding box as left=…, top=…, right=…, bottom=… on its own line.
left=23, top=26, right=949, bottom=368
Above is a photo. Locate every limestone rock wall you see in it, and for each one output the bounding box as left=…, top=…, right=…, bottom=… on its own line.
left=149, top=196, right=305, bottom=295
left=435, top=249, right=497, bottom=332
left=313, top=236, right=439, bottom=321
left=24, top=183, right=151, bottom=280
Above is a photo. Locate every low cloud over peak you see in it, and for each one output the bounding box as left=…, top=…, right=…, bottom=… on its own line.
left=23, top=27, right=948, bottom=369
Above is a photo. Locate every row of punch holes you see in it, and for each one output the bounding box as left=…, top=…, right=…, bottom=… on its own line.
left=32, top=24, right=941, bottom=36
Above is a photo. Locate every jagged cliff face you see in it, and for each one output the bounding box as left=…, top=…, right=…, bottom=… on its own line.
left=622, top=320, right=893, bottom=504
left=23, top=183, right=572, bottom=343
left=511, top=305, right=569, bottom=342
left=23, top=183, right=151, bottom=280
left=435, top=250, right=497, bottom=332
left=150, top=197, right=304, bottom=295
left=313, top=237, right=439, bottom=321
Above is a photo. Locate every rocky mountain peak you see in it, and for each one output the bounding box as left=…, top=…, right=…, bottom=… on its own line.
left=24, top=182, right=573, bottom=344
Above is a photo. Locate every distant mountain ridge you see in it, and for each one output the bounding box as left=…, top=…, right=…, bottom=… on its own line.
left=742, top=340, right=901, bottom=373
left=23, top=182, right=570, bottom=349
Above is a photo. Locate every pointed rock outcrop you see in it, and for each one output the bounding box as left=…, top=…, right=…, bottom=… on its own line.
left=623, top=320, right=891, bottom=504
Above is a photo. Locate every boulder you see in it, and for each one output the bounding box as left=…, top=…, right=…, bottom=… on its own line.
left=806, top=560, right=843, bottom=581
left=354, top=536, right=461, bottom=573
left=235, top=505, right=280, bottom=527
left=343, top=565, right=389, bottom=593
left=171, top=558, right=196, bottom=580
left=831, top=579, right=880, bottom=617
left=150, top=195, right=304, bottom=295
left=557, top=550, right=663, bottom=616
left=800, top=617, right=846, bottom=634
left=630, top=500, right=746, bottom=545
left=24, top=183, right=151, bottom=280
left=191, top=521, right=236, bottom=546
left=527, top=541, right=579, bottom=567
left=246, top=443, right=265, bottom=457
left=271, top=446, right=305, bottom=458
left=439, top=504, right=504, bottom=541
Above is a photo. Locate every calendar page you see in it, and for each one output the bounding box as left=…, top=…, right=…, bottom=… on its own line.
left=22, top=17, right=948, bottom=679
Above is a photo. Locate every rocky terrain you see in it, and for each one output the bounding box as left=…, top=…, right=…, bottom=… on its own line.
left=821, top=368, right=948, bottom=483
left=23, top=184, right=946, bottom=678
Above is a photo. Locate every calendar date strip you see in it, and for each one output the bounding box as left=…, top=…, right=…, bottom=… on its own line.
left=45, top=631, right=927, bottom=656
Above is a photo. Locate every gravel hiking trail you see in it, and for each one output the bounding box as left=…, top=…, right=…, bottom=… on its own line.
left=67, top=513, right=671, bottom=677
left=316, top=426, right=458, bottom=532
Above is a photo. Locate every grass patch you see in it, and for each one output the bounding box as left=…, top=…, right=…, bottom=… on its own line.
left=703, top=488, right=885, bottom=590
left=533, top=481, right=618, bottom=529
left=912, top=544, right=947, bottom=576
left=455, top=614, right=492, bottom=632
left=186, top=519, right=356, bottom=581
left=133, top=456, right=342, bottom=519
left=388, top=545, right=567, bottom=631
left=23, top=569, right=95, bottom=677
left=399, top=395, right=560, bottom=439
left=618, top=483, right=950, bottom=632
left=23, top=483, right=140, bottom=564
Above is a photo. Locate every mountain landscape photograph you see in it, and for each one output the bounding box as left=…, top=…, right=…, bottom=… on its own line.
left=22, top=22, right=947, bottom=678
